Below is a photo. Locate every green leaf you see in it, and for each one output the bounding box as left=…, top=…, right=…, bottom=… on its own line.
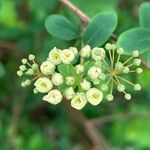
left=139, top=2, right=150, bottom=28
left=83, top=60, right=95, bottom=75
left=140, top=51, right=150, bottom=67
left=117, top=27, right=150, bottom=54
left=0, top=63, right=6, bottom=78
left=45, top=15, right=79, bottom=40
left=57, top=64, right=76, bottom=77
left=83, top=11, right=117, bottom=47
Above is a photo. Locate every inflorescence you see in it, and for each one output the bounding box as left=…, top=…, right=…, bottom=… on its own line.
left=17, top=43, right=142, bottom=110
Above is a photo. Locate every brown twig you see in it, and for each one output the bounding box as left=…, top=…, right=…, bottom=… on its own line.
left=91, top=111, right=150, bottom=126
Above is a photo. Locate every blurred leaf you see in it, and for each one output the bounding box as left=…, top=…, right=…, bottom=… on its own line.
left=45, top=15, right=79, bottom=40
left=58, top=64, right=76, bottom=76
left=0, top=63, right=6, bottom=78
left=139, top=2, right=150, bottom=29
left=117, top=28, right=150, bottom=54
left=83, top=11, right=117, bottom=47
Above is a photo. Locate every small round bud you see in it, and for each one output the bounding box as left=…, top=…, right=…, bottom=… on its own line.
left=124, top=93, right=131, bottom=100
left=33, top=88, right=38, bottom=94
left=27, top=68, right=34, bottom=75
left=122, top=67, right=130, bottom=74
left=64, top=87, right=75, bottom=100
left=80, top=45, right=91, bottom=58
left=92, top=47, right=105, bottom=61
left=99, top=73, right=106, bottom=81
left=117, top=48, right=124, bottom=55
left=28, top=54, right=35, bottom=60
left=21, top=82, right=25, bottom=87
left=66, top=76, right=75, bottom=86
left=134, top=84, right=141, bottom=91
left=133, top=59, right=141, bottom=66
left=111, top=44, right=116, bottom=50
left=32, top=63, right=39, bottom=70
left=75, top=64, right=84, bottom=74
left=17, top=70, right=23, bottom=77
left=115, top=62, right=123, bottom=70
left=19, top=65, right=26, bottom=71
left=22, top=59, right=27, bottom=64
left=93, top=79, right=100, bottom=85
left=105, top=43, right=112, bottom=50
left=117, top=84, right=125, bottom=92
left=80, top=79, right=91, bottom=91
left=132, top=50, right=139, bottom=57
left=101, top=84, right=108, bottom=91
left=136, top=68, right=143, bottom=74
left=52, top=73, right=63, bottom=86
left=69, top=47, right=78, bottom=55
left=25, top=79, right=31, bottom=86
left=106, top=94, right=114, bottom=101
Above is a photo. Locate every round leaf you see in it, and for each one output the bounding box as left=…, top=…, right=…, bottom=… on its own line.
left=139, top=2, right=150, bottom=28
left=117, top=28, right=150, bottom=54
left=45, top=15, right=79, bottom=40
left=83, top=11, right=117, bottom=47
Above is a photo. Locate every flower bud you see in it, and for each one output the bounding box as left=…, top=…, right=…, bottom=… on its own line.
left=124, top=93, right=131, bottom=100
left=32, top=63, right=39, bottom=70
left=22, top=59, right=27, bottom=64
left=93, top=79, right=100, bottom=85
left=99, top=73, right=106, bottom=80
left=92, top=47, right=105, bottom=61
left=19, top=65, right=26, bottom=71
left=17, top=70, right=23, bottom=77
left=122, top=67, right=130, bottom=74
left=27, top=68, right=34, bottom=75
left=106, top=94, right=114, bottom=101
left=48, top=47, right=61, bottom=65
left=136, top=68, right=143, bottom=74
left=75, top=64, right=84, bottom=74
left=115, top=62, right=123, bottom=71
left=21, top=82, right=25, bottom=87
left=33, top=88, right=38, bottom=94
left=64, top=87, right=75, bottom=100
left=25, top=79, right=31, bottom=86
left=40, top=61, right=55, bottom=75
left=117, top=48, right=124, bottom=55
left=117, top=84, right=125, bottom=92
left=66, top=76, right=75, bottom=86
left=69, top=47, right=78, bottom=55
left=134, top=84, right=141, bottom=91
left=52, top=73, right=63, bottom=86
left=43, top=89, right=62, bottom=105
left=101, top=84, right=108, bottom=91
left=71, top=93, right=87, bottom=110
left=80, top=45, right=91, bottom=58
left=132, top=50, right=139, bottom=57
left=111, top=44, right=117, bottom=50
left=133, top=59, right=141, bottom=66
left=80, top=79, right=91, bottom=91
left=28, top=54, right=35, bottom=60
left=105, top=43, right=112, bottom=50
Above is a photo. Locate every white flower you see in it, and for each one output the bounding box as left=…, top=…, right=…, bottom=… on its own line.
left=88, top=66, right=101, bottom=79
left=60, top=49, right=75, bottom=64
left=52, top=73, right=63, bottom=86
left=64, top=87, right=75, bottom=100
left=80, top=79, right=91, bottom=91
left=71, top=93, right=87, bottom=110
left=75, top=64, right=84, bottom=74
left=34, top=77, right=53, bottom=93
left=40, top=61, right=55, bottom=75
left=69, top=47, right=78, bottom=55
left=66, top=76, right=75, bottom=86
left=48, top=47, right=61, bottom=65
left=43, top=89, right=62, bottom=105
left=86, top=88, right=103, bottom=106
left=92, top=47, right=105, bottom=61
left=80, top=45, right=91, bottom=58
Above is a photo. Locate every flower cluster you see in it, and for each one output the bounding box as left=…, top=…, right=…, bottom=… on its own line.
left=17, top=43, right=142, bottom=110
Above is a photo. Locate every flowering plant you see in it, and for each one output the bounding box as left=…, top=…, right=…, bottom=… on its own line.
left=17, top=43, right=142, bottom=110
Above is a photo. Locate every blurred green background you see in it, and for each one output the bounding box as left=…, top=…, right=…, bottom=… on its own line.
left=0, top=0, right=150, bottom=149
